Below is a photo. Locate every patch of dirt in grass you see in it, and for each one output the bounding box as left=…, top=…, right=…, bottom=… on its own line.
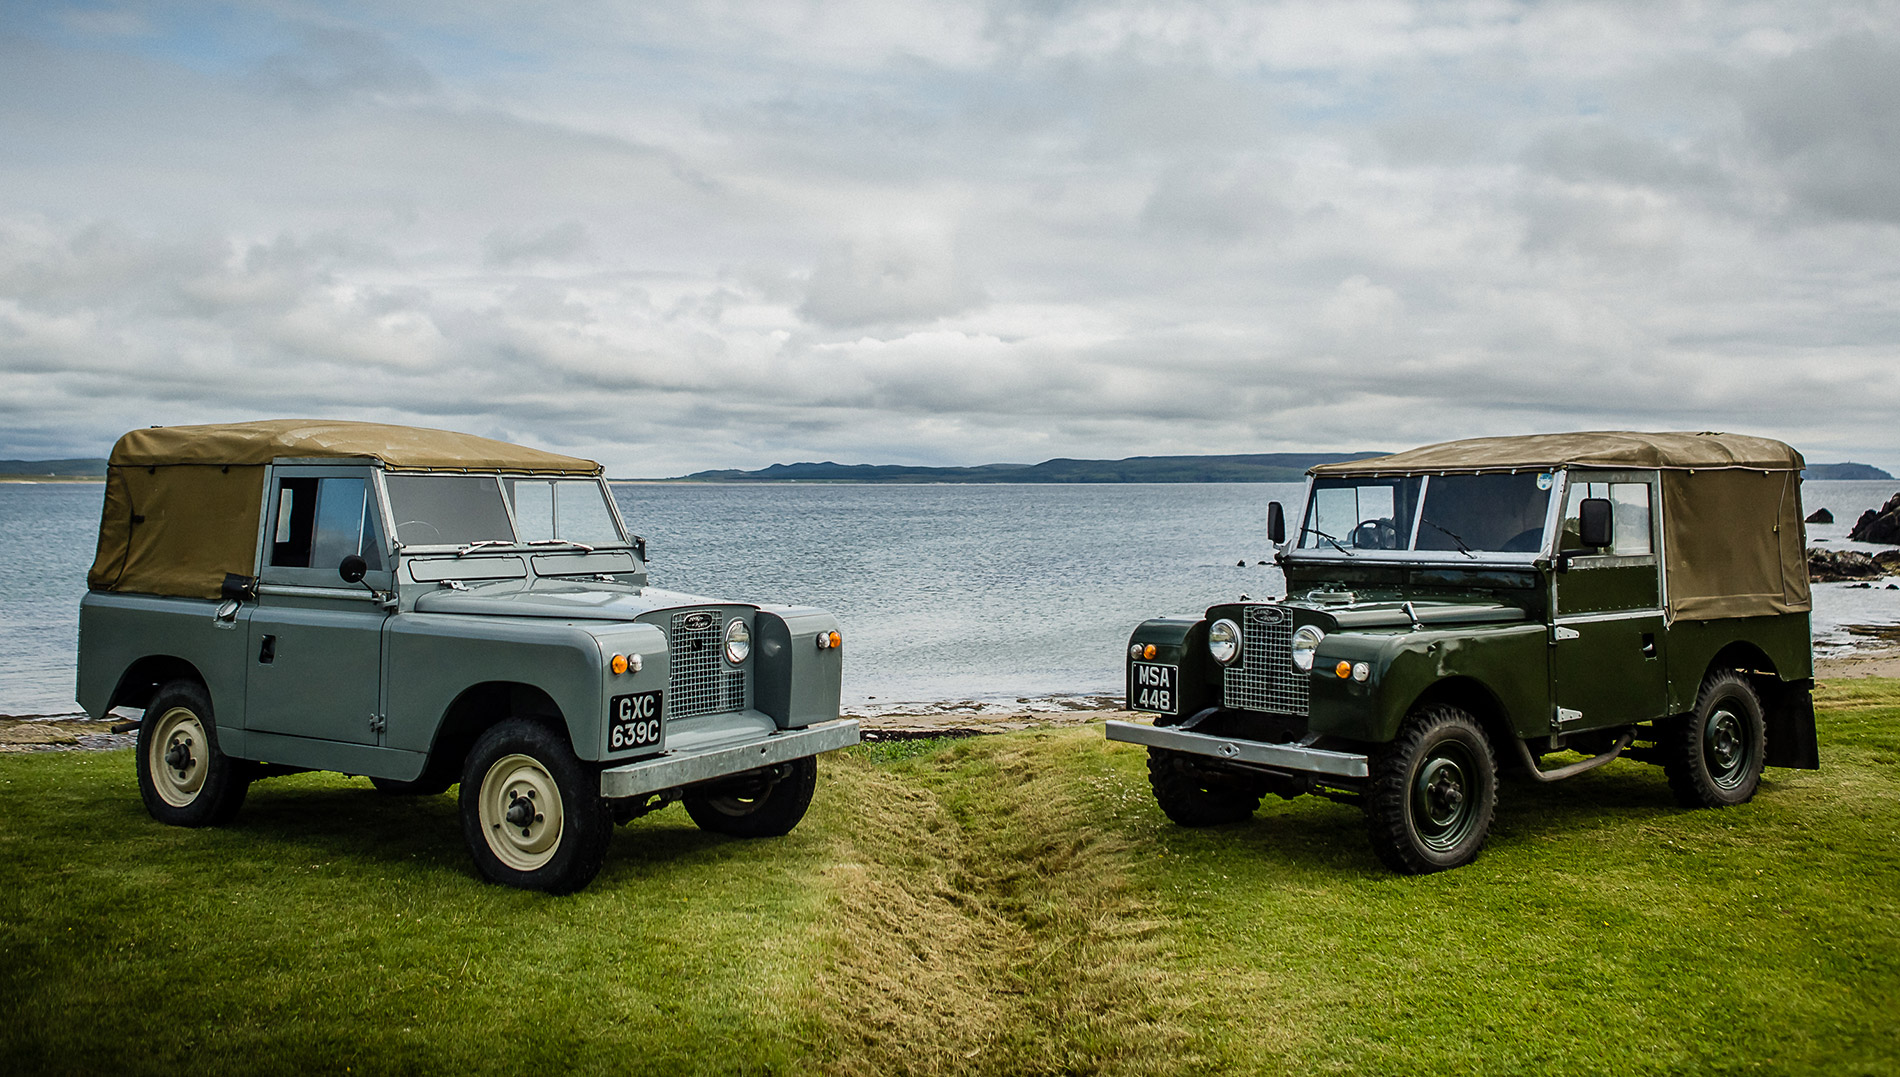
left=813, top=731, right=1191, bottom=1076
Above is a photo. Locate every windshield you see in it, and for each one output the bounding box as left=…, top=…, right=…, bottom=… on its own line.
left=503, top=478, right=625, bottom=546
left=1299, top=472, right=1555, bottom=556
left=384, top=474, right=626, bottom=548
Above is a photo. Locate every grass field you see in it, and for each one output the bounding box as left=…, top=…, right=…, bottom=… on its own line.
left=2, top=682, right=1896, bottom=1076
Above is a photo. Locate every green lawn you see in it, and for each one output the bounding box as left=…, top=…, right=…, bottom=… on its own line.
left=3, top=682, right=1896, bottom=1076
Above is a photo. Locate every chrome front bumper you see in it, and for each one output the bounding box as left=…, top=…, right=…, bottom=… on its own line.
left=599, top=718, right=861, bottom=799
left=1105, top=720, right=1369, bottom=779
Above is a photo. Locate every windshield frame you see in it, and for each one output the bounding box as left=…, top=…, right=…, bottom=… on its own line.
left=1286, top=470, right=1567, bottom=566
left=374, top=470, right=634, bottom=553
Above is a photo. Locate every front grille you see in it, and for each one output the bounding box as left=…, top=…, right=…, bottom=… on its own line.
left=667, top=610, right=746, bottom=719
left=1223, top=605, right=1309, bottom=717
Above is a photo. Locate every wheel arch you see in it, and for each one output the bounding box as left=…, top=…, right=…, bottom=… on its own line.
left=421, top=681, right=572, bottom=789
left=1405, top=676, right=1515, bottom=758
left=108, top=655, right=209, bottom=714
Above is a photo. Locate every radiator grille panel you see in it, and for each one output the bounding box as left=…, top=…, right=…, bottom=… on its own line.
left=1222, top=606, right=1309, bottom=716
left=668, top=610, right=746, bottom=719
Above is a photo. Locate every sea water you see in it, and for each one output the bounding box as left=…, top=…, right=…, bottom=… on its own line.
left=3, top=479, right=1898, bottom=715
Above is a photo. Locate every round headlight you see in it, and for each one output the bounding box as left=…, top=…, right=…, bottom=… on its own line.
left=724, top=618, right=752, bottom=663
left=1291, top=625, right=1325, bottom=671
left=1208, top=618, right=1242, bottom=665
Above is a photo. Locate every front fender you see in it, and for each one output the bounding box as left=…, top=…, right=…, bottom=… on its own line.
left=1125, top=616, right=1215, bottom=724
left=1308, top=622, right=1550, bottom=743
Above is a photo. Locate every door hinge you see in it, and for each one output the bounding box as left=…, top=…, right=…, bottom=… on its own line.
left=1549, top=625, right=1581, bottom=644
left=369, top=713, right=387, bottom=734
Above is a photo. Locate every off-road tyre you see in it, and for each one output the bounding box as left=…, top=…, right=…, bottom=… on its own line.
left=683, top=755, right=818, bottom=838
left=136, top=679, right=252, bottom=827
left=460, top=719, right=611, bottom=894
left=1145, top=747, right=1263, bottom=826
left=1366, top=705, right=1498, bottom=874
left=1663, top=671, right=1766, bottom=808
left=370, top=775, right=453, bottom=797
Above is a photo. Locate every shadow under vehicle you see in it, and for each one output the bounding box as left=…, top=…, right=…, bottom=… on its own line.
left=77, top=420, right=856, bottom=894
left=1109, top=431, right=1819, bottom=873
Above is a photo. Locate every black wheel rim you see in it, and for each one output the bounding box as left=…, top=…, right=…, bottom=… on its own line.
left=1411, top=744, right=1479, bottom=852
left=1702, top=708, right=1750, bottom=789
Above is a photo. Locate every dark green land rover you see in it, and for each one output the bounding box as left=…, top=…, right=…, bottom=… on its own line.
left=1108, top=432, right=1819, bottom=873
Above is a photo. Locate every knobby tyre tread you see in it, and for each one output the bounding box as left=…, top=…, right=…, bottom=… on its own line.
left=1663, top=670, right=1766, bottom=809
left=136, top=679, right=252, bottom=827
left=683, top=755, right=818, bottom=838
left=1145, top=747, right=1263, bottom=827
left=459, top=719, right=612, bottom=894
left=1365, top=704, right=1498, bottom=874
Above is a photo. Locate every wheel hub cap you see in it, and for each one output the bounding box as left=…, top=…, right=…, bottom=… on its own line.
left=478, top=754, right=563, bottom=872
left=146, top=707, right=211, bottom=808
left=1411, top=747, right=1480, bottom=852
left=1704, top=709, right=1748, bottom=786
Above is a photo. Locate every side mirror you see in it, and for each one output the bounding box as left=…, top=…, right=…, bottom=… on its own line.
left=338, top=555, right=369, bottom=584
left=1578, top=498, right=1614, bottom=549
left=1267, top=502, right=1286, bottom=545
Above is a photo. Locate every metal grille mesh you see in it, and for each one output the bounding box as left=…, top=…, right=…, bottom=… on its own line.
left=668, top=610, right=746, bottom=719
left=1223, top=606, right=1309, bottom=716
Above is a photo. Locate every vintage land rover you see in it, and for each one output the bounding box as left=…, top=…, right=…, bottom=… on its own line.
left=1108, top=431, right=1819, bottom=873
left=77, top=420, right=857, bottom=893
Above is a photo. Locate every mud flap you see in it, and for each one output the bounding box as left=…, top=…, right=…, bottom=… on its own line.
left=1763, top=681, right=1820, bottom=770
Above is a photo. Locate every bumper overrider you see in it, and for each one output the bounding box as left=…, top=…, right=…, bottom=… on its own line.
left=599, top=718, right=861, bottom=799
left=1105, top=720, right=1369, bottom=779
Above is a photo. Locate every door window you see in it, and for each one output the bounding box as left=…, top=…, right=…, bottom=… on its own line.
left=1561, top=480, right=1653, bottom=556
left=268, top=474, right=386, bottom=576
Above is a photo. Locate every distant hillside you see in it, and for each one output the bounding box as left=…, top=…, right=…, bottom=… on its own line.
left=674, top=452, right=1389, bottom=484
left=1807, top=462, right=1893, bottom=480
left=0, top=458, right=106, bottom=479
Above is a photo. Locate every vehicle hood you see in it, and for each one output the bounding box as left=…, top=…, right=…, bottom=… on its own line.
left=412, top=582, right=737, bottom=622
left=1297, top=597, right=1529, bottom=630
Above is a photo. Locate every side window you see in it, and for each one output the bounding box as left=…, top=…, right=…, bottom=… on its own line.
left=269, top=475, right=385, bottom=573
left=1561, top=480, right=1653, bottom=556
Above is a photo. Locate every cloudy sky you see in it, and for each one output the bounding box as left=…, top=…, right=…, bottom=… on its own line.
left=2, top=1, right=1897, bottom=475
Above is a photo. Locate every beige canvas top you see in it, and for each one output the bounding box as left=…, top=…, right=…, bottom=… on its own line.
left=1310, top=431, right=1809, bottom=622
left=1309, top=431, right=1803, bottom=476
left=89, top=420, right=601, bottom=599
left=106, top=419, right=601, bottom=474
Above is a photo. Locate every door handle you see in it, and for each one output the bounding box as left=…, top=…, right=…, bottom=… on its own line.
left=258, top=634, right=276, bottom=664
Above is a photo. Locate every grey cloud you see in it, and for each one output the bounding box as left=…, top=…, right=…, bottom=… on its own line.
left=1736, top=36, right=1900, bottom=223
left=483, top=221, right=593, bottom=267
left=800, top=235, right=987, bottom=328
left=249, top=24, right=438, bottom=104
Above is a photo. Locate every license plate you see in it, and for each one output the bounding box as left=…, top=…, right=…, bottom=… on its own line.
left=1129, top=662, right=1177, bottom=715
left=608, top=691, right=664, bottom=752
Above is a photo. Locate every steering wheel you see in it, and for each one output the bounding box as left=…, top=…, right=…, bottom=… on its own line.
left=397, top=520, right=441, bottom=544
left=1353, top=518, right=1399, bottom=550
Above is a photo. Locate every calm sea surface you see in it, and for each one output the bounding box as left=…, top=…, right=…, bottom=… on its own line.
left=4, top=480, right=1898, bottom=715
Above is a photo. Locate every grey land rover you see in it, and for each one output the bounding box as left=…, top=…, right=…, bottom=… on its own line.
left=77, top=420, right=857, bottom=893
left=1110, top=431, right=1820, bottom=873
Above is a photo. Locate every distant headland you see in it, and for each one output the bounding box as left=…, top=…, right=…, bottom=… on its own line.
left=5, top=454, right=1892, bottom=485
left=661, top=456, right=1897, bottom=484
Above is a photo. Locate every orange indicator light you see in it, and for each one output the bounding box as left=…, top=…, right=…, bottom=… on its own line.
left=830, top=631, right=842, bottom=649
left=1142, top=643, right=1157, bottom=660
left=1335, top=660, right=1352, bottom=679
left=611, top=654, right=629, bottom=675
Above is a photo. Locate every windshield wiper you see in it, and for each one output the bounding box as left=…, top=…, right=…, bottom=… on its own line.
left=1302, top=527, right=1355, bottom=557
left=455, top=539, right=514, bottom=558
left=1420, top=518, right=1477, bottom=558
left=528, top=539, right=596, bottom=552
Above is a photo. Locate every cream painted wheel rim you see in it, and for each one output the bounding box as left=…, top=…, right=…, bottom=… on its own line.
left=148, top=706, right=209, bottom=808
left=478, top=753, right=564, bottom=872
